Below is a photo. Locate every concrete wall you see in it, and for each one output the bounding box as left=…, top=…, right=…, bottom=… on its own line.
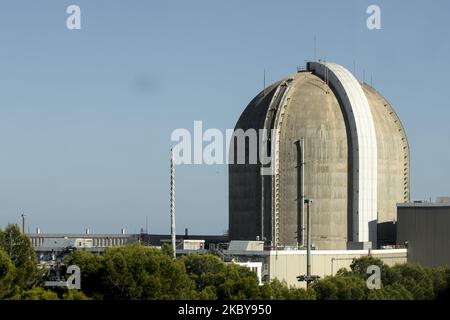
left=226, top=249, right=407, bottom=288
left=229, top=81, right=282, bottom=242
left=364, top=85, right=410, bottom=245
left=268, top=249, right=407, bottom=288
left=397, top=204, right=450, bottom=267
left=278, top=72, right=349, bottom=249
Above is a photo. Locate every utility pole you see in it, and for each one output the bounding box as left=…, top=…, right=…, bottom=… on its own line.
left=170, top=148, right=176, bottom=259
left=295, top=138, right=306, bottom=248
left=301, top=138, right=305, bottom=247
left=297, top=198, right=320, bottom=288
left=306, top=198, right=312, bottom=282
left=21, top=213, right=26, bottom=234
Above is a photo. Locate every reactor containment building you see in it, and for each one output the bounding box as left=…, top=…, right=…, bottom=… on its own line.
left=229, top=61, right=409, bottom=250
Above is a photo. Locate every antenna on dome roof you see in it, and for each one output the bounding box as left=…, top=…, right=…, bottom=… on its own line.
left=263, top=69, right=266, bottom=96
left=314, top=36, right=317, bottom=61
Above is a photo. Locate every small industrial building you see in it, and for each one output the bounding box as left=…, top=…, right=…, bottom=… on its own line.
left=397, top=200, right=450, bottom=268
left=224, top=240, right=406, bottom=288
left=29, top=231, right=226, bottom=263
left=31, top=233, right=135, bottom=249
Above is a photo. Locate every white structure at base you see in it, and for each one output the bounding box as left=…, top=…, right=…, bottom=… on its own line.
left=228, top=240, right=264, bottom=251
left=233, top=261, right=263, bottom=285
left=42, top=238, right=93, bottom=249
left=181, top=239, right=205, bottom=250
left=226, top=248, right=407, bottom=288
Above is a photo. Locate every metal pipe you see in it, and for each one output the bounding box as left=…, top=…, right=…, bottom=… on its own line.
left=21, top=213, right=26, bottom=234
left=305, top=198, right=313, bottom=285
left=301, top=138, right=305, bottom=247
left=295, top=138, right=306, bottom=248
left=261, top=173, right=264, bottom=240
left=170, top=148, right=176, bottom=259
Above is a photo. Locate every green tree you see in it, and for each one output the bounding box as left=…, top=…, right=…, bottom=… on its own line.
left=0, top=249, right=17, bottom=299
left=67, top=244, right=197, bottom=299
left=59, top=249, right=450, bottom=300
left=425, top=267, right=449, bottom=298
left=216, top=263, right=261, bottom=300
left=161, top=243, right=174, bottom=258
left=367, top=283, right=413, bottom=300
left=312, top=275, right=368, bottom=300
left=259, top=282, right=273, bottom=299
left=181, top=254, right=262, bottom=300
left=0, top=224, right=40, bottom=288
left=389, top=263, right=434, bottom=300
left=348, top=256, right=385, bottom=276
left=312, top=256, right=450, bottom=300
left=436, top=268, right=450, bottom=300
left=65, top=250, right=103, bottom=298
left=267, top=279, right=315, bottom=300
left=180, top=254, right=226, bottom=299
left=62, top=290, right=90, bottom=300
left=11, top=287, right=58, bottom=300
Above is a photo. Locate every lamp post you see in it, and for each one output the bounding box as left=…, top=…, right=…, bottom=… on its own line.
left=170, top=148, right=176, bottom=259
left=297, top=198, right=320, bottom=288
left=305, top=198, right=312, bottom=281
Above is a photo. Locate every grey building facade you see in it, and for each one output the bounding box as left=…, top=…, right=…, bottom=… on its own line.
left=397, top=203, right=450, bottom=267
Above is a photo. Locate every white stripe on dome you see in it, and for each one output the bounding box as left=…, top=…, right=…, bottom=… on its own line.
left=307, top=61, right=378, bottom=244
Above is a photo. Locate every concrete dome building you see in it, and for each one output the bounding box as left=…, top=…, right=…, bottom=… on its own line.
left=228, top=61, right=409, bottom=250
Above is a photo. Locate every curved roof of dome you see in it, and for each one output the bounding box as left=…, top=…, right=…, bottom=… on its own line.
left=229, top=61, right=409, bottom=248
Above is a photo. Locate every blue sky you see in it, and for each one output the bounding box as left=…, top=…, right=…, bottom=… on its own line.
left=0, top=0, right=449, bottom=234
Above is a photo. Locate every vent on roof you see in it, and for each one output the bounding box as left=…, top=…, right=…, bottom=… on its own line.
left=436, top=197, right=450, bottom=204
